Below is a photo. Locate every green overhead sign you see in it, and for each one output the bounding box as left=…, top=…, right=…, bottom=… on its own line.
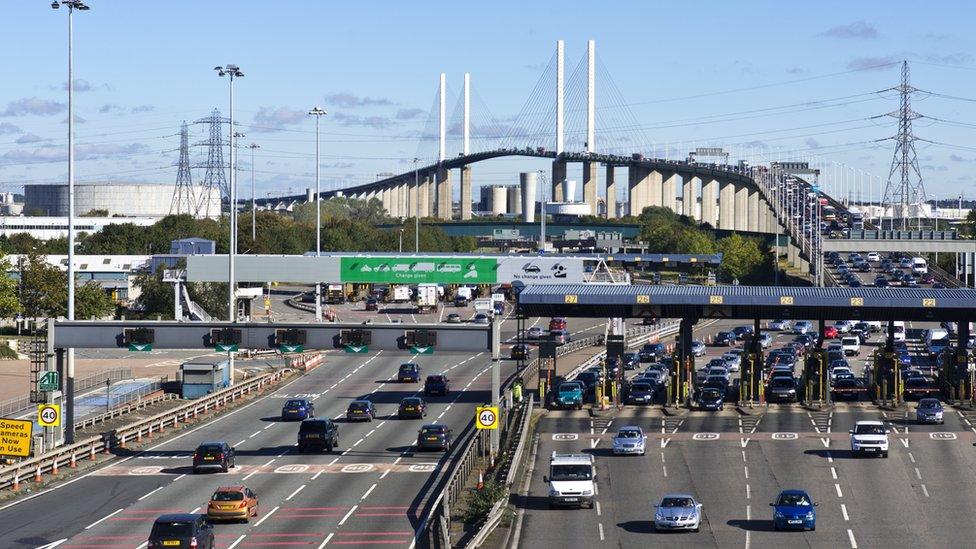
left=340, top=257, right=497, bottom=284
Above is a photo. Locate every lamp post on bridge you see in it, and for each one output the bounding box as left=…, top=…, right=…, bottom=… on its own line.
left=413, top=158, right=420, bottom=253
left=309, top=107, right=327, bottom=322
left=249, top=143, right=260, bottom=242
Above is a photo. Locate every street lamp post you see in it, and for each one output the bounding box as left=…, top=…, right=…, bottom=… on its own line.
left=51, top=0, right=89, bottom=447
left=413, top=157, right=420, bottom=252
left=215, top=64, right=243, bottom=323
left=309, top=107, right=327, bottom=322
left=399, top=229, right=404, bottom=253
left=249, top=143, right=259, bottom=241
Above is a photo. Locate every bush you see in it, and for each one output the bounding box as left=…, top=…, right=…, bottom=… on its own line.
left=460, top=480, right=507, bottom=524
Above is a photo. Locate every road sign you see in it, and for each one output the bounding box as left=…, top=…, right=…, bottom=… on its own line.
left=38, top=404, right=61, bottom=427
left=340, top=257, right=497, bottom=284
left=476, top=406, right=499, bottom=430
left=410, top=346, right=434, bottom=355
left=216, top=343, right=239, bottom=352
left=279, top=344, right=304, bottom=353
left=0, top=418, right=33, bottom=457
left=38, top=371, right=59, bottom=392
left=128, top=343, right=152, bottom=352
left=344, top=345, right=369, bottom=354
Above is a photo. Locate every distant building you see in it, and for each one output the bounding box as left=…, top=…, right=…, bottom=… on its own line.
left=7, top=254, right=150, bottom=303
left=0, top=216, right=157, bottom=240
left=24, top=181, right=221, bottom=219
left=149, top=238, right=217, bottom=273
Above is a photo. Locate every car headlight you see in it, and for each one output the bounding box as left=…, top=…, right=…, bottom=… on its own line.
left=581, top=489, right=593, bottom=496
left=549, top=488, right=560, bottom=497
left=806, top=512, right=815, bottom=519
left=774, top=511, right=784, bottom=518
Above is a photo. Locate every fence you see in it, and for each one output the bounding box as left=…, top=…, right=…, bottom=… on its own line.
left=0, top=367, right=133, bottom=418
left=0, top=368, right=290, bottom=492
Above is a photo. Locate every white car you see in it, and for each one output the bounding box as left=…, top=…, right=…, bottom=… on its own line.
left=834, top=320, right=853, bottom=334
left=850, top=420, right=889, bottom=458
left=769, top=319, right=792, bottom=331
left=866, top=252, right=880, bottom=262
left=841, top=336, right=860, bottom=356
left=612, top=426, right=646, bottom=456
left=829, top=366, right=853, bottom=383
left=526, top=326, right=545, bottom=340
left=793, top=321, right=813, bottom=335
left=721, top=353, right=742, bottom=372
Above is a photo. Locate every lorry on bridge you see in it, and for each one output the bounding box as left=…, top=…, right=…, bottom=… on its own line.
left=546, top=452, right=596, bottom=508
left=415, top=283, right=439, bottom=313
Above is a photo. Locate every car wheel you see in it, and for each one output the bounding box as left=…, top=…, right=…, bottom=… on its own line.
left=774, top=523, right=780, bottom=531
left=325, top=445, right=333, bottom=452
left=222, top=464, right=229, bottom=473
left=810, top=524, right=816, bottom=531
left=297, top=445, right=304, bottom=453
left=883, top=451, right=888, bottom=458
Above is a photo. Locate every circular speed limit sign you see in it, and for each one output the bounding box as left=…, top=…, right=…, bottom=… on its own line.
left=476, top=406, right=499, bottom=430
left=38, top=404, right=61, bottom=427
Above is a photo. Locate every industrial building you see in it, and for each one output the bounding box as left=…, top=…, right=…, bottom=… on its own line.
left=0, top=216, right=157, bottom=240
left=24, top=181, right=221, bottom=219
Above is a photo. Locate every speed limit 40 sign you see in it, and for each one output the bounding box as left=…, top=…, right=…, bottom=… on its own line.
left=38, top=404, right=61, bottom=427
left=476, top=406, right=499, bottom=430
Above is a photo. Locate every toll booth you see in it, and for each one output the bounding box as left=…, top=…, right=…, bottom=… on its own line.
left=180, top=359, right=230, bottom=399
left=803, top=350, right=828, bottom=403
left=739, top=332, right=764, bottom=404
left=872, top=348, right=898, bottom=404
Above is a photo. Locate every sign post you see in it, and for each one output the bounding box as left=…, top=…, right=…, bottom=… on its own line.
left=475, top=406, right=499, bottom=430
left=38, top=404, right=61, bottom=428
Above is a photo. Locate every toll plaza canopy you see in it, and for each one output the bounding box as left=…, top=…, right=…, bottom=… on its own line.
left=515, top=284, right=976, bottom=322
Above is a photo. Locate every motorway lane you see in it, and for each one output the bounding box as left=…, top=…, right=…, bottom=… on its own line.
left=1, top=349, right=510, bottom=549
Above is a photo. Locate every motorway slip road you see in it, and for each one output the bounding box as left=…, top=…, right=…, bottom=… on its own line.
left=0, top=349, right=516, bottom=549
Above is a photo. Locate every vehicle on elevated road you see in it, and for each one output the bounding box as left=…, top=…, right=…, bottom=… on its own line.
left=546, top=452, right=596, bottom=508
left=398, top=397, right=428, bottom=419
left=653, top=494, right=702, bottom=532
left=850, top=420, right=889, bottom=457
left=424, top=374, right=451, bottom=395
left=148, top=514, right=215, bottom=549
left=280, top=398, right=314, bottom=421
left=611, top=426, right=646, bottom=455
left=297, top=418, right=339, bottom=452
left=398, top=363, right=422, bottom=383
left=206, top=485, right=259, bottom=523
left=192, top=441, right=235, bottom=474
left=417, top=423, right=453, bottom=451
left=346, top=400, right=376, bottom=422
left=771, top=489, right=817, bottom=531
left=916, top=398, right=944, bottom=424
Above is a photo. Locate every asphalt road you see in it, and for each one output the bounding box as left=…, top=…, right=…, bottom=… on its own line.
left=0, top=349, right=516, bottom=549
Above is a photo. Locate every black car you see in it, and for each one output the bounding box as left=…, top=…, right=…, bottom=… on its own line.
left=417, top=424, right=453, bottom=451
left=903, top=377, right=938, bottom=400
left=192, top=441, right=235, bottom=473
left=365, top=297, right=379, bottom=311
left=767, top=378, right=798, bottom=403
left=626, top=382, right=655, bottom=405
left=713, top=331, right=736, bottom=346
left=398, top=363, right=422, bottom=383
left=424, top=374, right=450, bottom=396
left=297, top=418, right=339, bottom=452
left=605, top=357, right=622, bottom=379
left=639, top=343, right=666, bottom=362
left=346, top=400, right=376, bottom=422
left=398, top=396, right=427, bottom=419
left=732, top=326, right=754, bottom=340
left=510, top=343, right=530, bottom=360
left=623, top=352, right=640, bottom=370
left=698, top=388, right=725, bottom=411
left=831, top=378, right=866, bottom=401
left=148, top=513, right=215, bottom=549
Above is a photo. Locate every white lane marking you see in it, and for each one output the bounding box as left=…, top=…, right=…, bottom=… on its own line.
left=234, top=439, right=246, bottom=447
left=921, top=484, right=929, bottom=497
left=227, top=535, right=247, bottom=549
left=254, top=505, right=279, bottom=527
left=598, top=522, right=605, bottom=541
left=242, top=470, right=259, bottom=481
left=138, top=486, right=164, bottom=501
left=835, top=483, right=844, bottom=498
left=366, top=429, right=376, bottom=438
left=831, top=467, right=838, bottom=480
left=662, top=465, right=668, bottom=477
left=848, top=528, right=858, bottom=548
left=173, top=474, right=186, bottom=482
left=914, top=467, right=922, bottom=480
left=746, top=504, right=751, bottom=520
left=361, top=483, right=377, bottom=500
left=741, top=450, right=747, bottom=462
left=380, top=468, right=392, bottom=479
left=900, top=438, right=909, bottom=448
left=353, top=438, right=363, bottom=447
left=35, top=539, right=68, bottom=549
left=249, top=430, right=261, bottom=438
left=264, top=423, right=275, bottom=429
left=596, top=501, right=602, bottom=516
left=743, top=466, right=749, bottom=479
left=841, top=503, right=850, bottom=521
left=590, top=438, right=599, bottom=449
left=189, top=506, right=200, bottom=514
left=286, top=484, right=306, bottom=501
left=317, top=533, right=334, bottom=549
left=908, top=453, right=916, bottom=463
left=746, top=484, right=751, bottom=499
left=339, top=504, right=358, bottom=526
left=312, top=469, right=325, bottom=480
left=84, top=508, right=123, bottom=530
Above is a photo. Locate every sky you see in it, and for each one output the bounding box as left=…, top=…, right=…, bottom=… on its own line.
left=1, top=0, right=975, bottom=205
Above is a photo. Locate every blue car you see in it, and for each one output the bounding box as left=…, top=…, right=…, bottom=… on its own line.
left=281, top=398, right=314, bottom=421
left=771, top=489, right=817, bottom=531
left=897, top=351, right=913, bottom=367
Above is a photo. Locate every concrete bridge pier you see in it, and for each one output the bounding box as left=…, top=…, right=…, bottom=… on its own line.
left=605, top=165, right=617, bottom=219
left=734, top=184, right=749, bottom=232
left=460, top=166, right=473, bottom=220
left=647, top=171, right=663, bottom=208
left=628, top=166, right=650, bottom=216
left=552, top=160, right=567, bottom=202
left=582, top=161, right=598, bottom=215
left=758, top=201, right=769, bottom=233
left=381, top=186, right=392, bottom=216
left=718, top=180, right=735, bottom=230
left=398, top=183, right=408, bottom=218
left=662, top=172, right=678, bottom=213
left=408, top=179, right=419, bottom=218
left=682, top=176, right=698, bottom=219
left=701, top=178, right=718, bottom=226
left=426, top=173, right=436, bottom=219
left=418, top=175, right=430, bottom=218
left=436, top=168, right=451, bottom=220
left=747, top=188, right=760, bottom=232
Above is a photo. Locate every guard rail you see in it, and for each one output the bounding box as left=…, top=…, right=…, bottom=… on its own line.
left=0, top=368, right=290, bottom=492
left=72, top=392, right=177, bottom=431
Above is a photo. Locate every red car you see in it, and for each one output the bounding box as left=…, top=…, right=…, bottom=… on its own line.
left=823, top=326, right=839, bottom=339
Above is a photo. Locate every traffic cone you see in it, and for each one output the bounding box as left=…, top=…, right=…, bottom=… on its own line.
left=34, top=465, right=42, bottom=483
left=477, top=470, right=484, bottom=490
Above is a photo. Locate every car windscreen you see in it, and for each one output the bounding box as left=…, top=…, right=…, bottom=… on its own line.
left=285, top=400, right=306, bottom=407
left=616, top=430, right=641, bottom=439
left=550, top=464, right=592, bottom=481
left=770, top=379, right=793, bottom=388
left=660, top=497, right=694, bottom=508
left=197, top=444, right=222, bottom=454
left=905, top=378, right=929, bottom=388
left=918, top=399, right=940, bottom=409
left=299, top=420, right=328, bottom=433
left=348, top=402, right=370, bottom=411
left=854, top=424, right=885, bottom=434
left=777, top=493, right=811, bottom=506
left=401, top=398, right=422, bottom=405
left=427, top=376, right=444, bottom=383
left=399, top=364, right=417, bottom=372
left=630, top=383, right=652, bottom=392
left=212, top=490, right=244, bottom=501
left=558, top=383, right=580, bottom=392
left=150, top=521, right=194, bottom=537
left=421, top=426, right=446, bottom=435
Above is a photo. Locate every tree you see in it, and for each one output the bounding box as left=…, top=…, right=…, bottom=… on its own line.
left=81, top=208, right=108, bottom=217
left=716, top=234, right=766, bottom=283
left=75, top=281, right=115, bottom=319
left=0, top=253, right=19, bottom=319
left=20, top=252, right=66, bottom=318
left=131, top=266, right=175, bottom=319
left=188, top=281, right=229, bottom=320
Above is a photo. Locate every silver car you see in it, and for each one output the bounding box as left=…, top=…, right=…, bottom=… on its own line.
left=769, top=319, right=792, bottom=331
left=611, top=426, right=646, bottom=455
left=654, top=494, right=702, bottom=532
left=691, top=340, right=706, bottom=357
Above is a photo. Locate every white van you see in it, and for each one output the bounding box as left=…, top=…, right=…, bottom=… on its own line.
left=924, top=328, right=949, bottom=349
left=891, top=321, right=906, bottom=343
left=911, top=257, right=928, bottom=276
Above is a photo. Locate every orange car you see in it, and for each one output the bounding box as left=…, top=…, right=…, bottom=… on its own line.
left=207, top=485, right=259, bottom=522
